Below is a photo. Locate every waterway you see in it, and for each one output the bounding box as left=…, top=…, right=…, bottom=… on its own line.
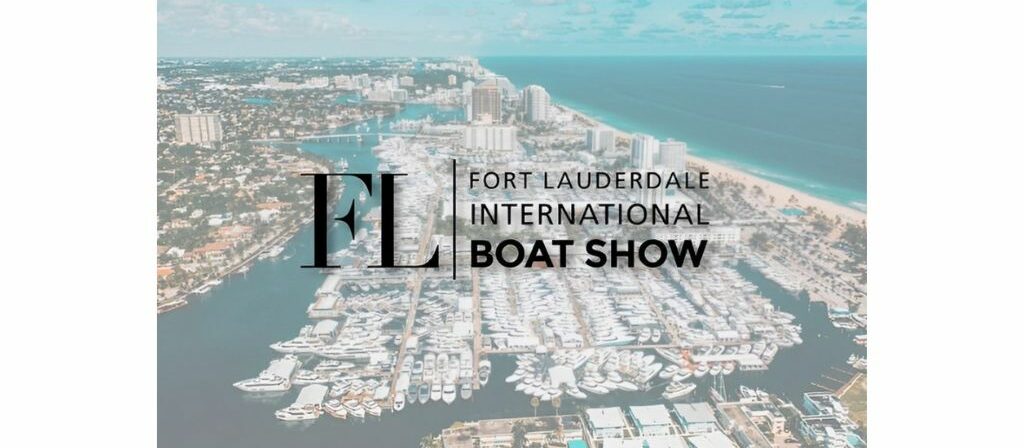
left=159, top=103, right=864, bottom=447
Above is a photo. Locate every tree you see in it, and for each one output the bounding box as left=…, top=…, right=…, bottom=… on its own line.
left=512, top=420, right=529, bottom=448
left=530, top=396, right=540, bottom=417
left=419, top=433, right=438, bottom=448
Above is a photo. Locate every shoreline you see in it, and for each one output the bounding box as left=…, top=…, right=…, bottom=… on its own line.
left=557, top=102, right=867, bottom=224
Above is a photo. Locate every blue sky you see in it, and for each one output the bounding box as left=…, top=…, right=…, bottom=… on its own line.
left=158, top=0, right=866, bottom=57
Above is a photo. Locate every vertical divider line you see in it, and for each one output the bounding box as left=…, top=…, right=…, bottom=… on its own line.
left=452, top=158, right=457, bottom=280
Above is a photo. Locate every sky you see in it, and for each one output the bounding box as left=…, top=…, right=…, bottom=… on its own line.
left=158, top=0, right=867, bottom=57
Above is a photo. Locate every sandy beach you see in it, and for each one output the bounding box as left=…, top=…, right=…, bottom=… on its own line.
left=559, top=104, right=867, bottom=225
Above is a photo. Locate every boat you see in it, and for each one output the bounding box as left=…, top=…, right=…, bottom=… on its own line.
left=672, top=372, right=693, bottom=382
left=274, top=406, right=320, bottom=421
left=292, top=370, right=327, bottom=385
left=460, top=383, right=472, bottom=400
left=659, top=365, right=679, bottom=380
left=662, top=382, right=697, bottom=400
left=233, top=374, right=290, bottom=393
left=693, top=364, right=709, bottom=378
left=275, top=384, right=328, bottom=421
left=651, top=328, right=662, bottom=343
left=430, top=383, right=442, bottom=402
left=722, top=362, right=736, bottom=375
left=638, top=327, right=651, bottom=343
left=417, top=384, right=430, bottom=404
left=233, top=355, right=301, bottom=392
left=709, top=364, right=723, bottom=376
left=270, top=326, right=325, bottom=354
left=617, top=381, right=640, bottom=392
left=442, top=383, right=457, bottom=404
left=343, top=399, right=365, bottom=419
left=479, top=359, right=491, bottom=386
left=565, top=387, right=588, bottom=399
left=362, top=398, right=382, bottom=417
left=393, top=392, right=405, bottom=412
left=323, top=399, right=348, bottom=419
left=328, top=380, right=350, bottom=398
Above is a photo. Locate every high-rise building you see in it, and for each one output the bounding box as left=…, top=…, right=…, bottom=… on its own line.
left=586, top=127, right=616, bottom=152
left=471, top=82, right=501, bottom=123
left=175, top=113, right=223, bottom=145
left=398, top=75, right=415, bottom=87
left=448, top=74, right=457, bottom=86
left=462, top=80, right=476, bottom=120
left=463, top=124, right=517, bottom=151
left=658, top=139, right=687, bottom=172
left=636, top=169, right=667, bottom=206
left=631, top=133, right=659, bottom=169
left=521, top=85, right=550, bottom=123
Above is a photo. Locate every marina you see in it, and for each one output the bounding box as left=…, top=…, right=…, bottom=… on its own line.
left=158, top=77, right=866, bottom=447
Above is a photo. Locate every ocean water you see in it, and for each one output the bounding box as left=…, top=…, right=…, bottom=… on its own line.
left=480, top=56, right=867, bottom=210
left=158, top=103, right=865, bottom=448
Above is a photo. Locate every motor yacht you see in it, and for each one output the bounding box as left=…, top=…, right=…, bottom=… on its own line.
left=662, top=381, right=697, bottom=400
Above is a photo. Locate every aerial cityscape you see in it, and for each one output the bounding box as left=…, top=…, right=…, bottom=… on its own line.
left=158, top=2, right=867, bottom=448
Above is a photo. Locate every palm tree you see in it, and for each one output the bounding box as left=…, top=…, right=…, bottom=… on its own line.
left=530, top=396, right=540, bottom=417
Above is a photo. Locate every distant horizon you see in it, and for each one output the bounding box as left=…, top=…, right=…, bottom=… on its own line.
left=159, top=0, right=866, bottom=58
left=158, top=53, right=866, bottom=59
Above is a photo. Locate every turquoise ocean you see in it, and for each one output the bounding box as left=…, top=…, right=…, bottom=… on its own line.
left=481, top=56, right=867, bottom=210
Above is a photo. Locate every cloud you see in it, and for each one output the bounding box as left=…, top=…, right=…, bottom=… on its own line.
left=618, top=0, right=652, bottom=7
left=610, top=7, right=636, bottom=25
left=815, top=15, right=866, bottom=30
left=158, top=0, right=361, bottom=37
left=722, top=11, right=766, bottom=19
left=568, top=2, right=596, bottom=15
left=688, top=0, right=771, bottom=9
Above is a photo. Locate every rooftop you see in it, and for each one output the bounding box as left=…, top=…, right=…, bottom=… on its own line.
left=586, top=407, right=629, bottom=430
left=629, top=405, right=675, bottom=427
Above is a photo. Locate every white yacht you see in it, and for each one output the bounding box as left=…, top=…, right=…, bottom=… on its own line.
left=478, top=359, right=491, bottom=386
left=270, top=326, right=325, bottom=354
left=233, top=355, right=301, bottom=392
left=460, top=383, right=472, bottom=400
left=362, top=398, right=382, bottom=417
left=442, top=383, right=457, bottom=404
left=274, top=384, right=328, bottom=421
left=323, top=399, right=348, bottom=419
left=343, top=399, right=365, bottom=419
left=393, top=392, right=405, bottom=412
left=662, top=382, right=697, bottom=400
left=430, top=383, right=442, bottom=402
left=274, top=406, right=320, bottom=421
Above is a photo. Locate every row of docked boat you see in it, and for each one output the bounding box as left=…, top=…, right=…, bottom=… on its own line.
left=504, top=348, right=688, bottom=402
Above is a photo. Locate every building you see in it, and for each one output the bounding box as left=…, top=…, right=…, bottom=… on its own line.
left=585, top=407, right=632, bottom=441
left=471, top=82, right=502, bottom=123
left=631, top=133, right=659, bottom=169
left=685, top=431, right=735, bottom=448
left=628, top=405, right=677, bottom=437
left=398, top=75, right=414, bottom=87
left=448, top=74, right=457, bottom=86
left=660, top=139, right=688, bottom=172
left=587, top=127, right=616, bottom=152
left=464, top=124, right=516, bottom=151
left=673, top=403, right=719, bottom=434
left=522, top=85, right=551, bottom=123
left=636, top=169, right=667, bottom=206
left=175, top=113, right=223, bottom=145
